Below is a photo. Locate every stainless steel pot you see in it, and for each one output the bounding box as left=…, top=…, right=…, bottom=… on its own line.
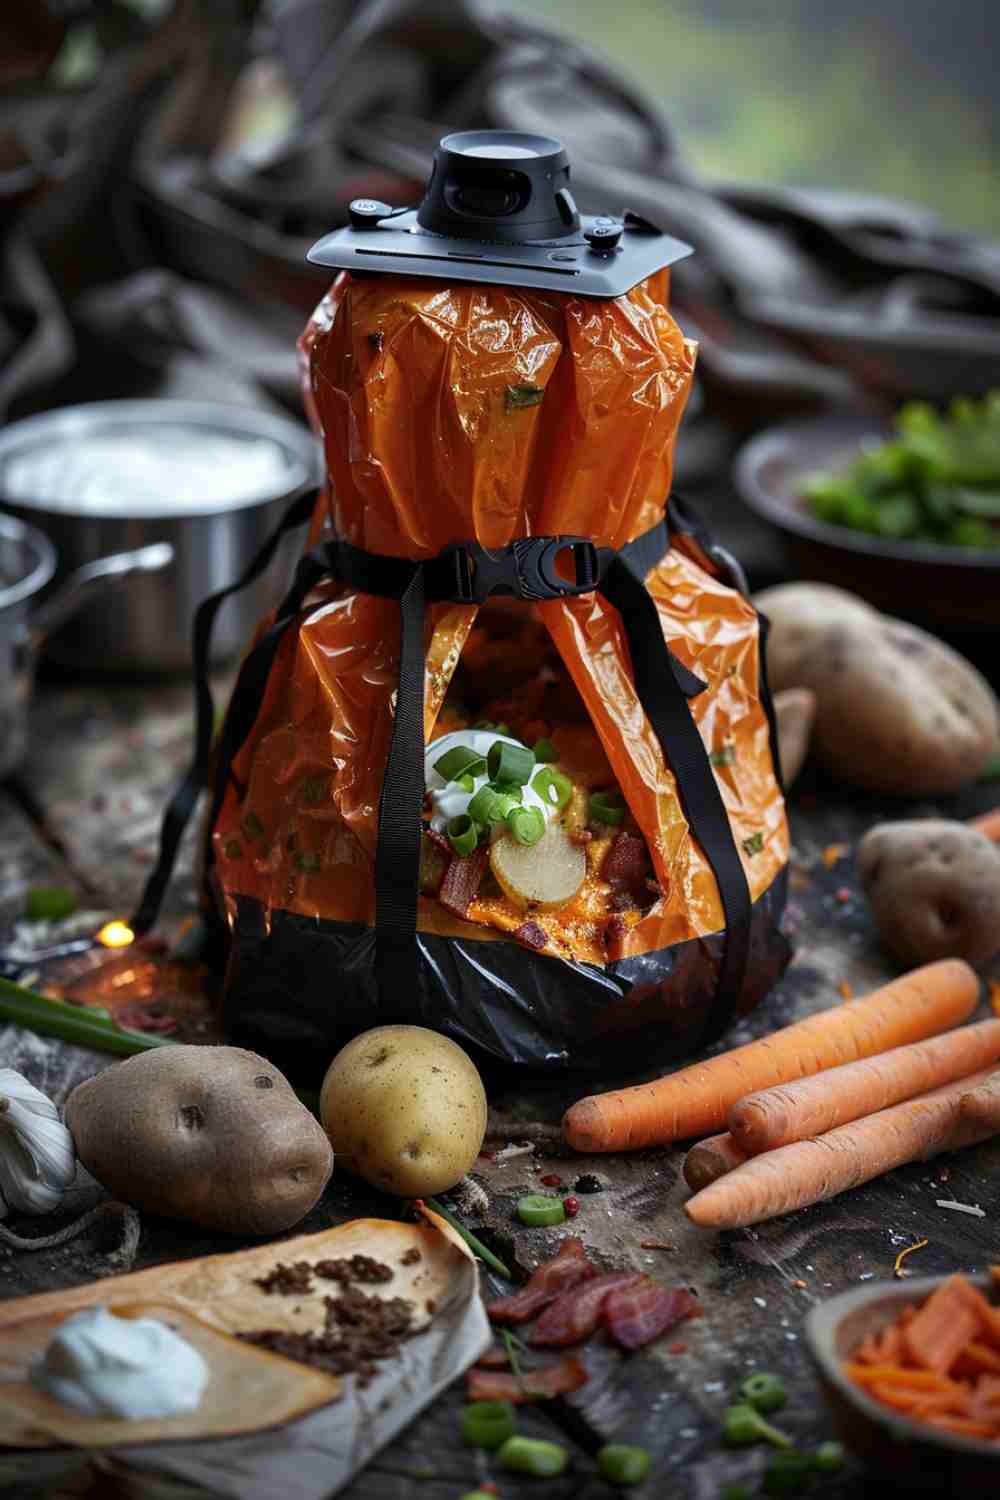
left=0, top=400, right=321, bottom=673
left=0, top=513, right=173, bottom=778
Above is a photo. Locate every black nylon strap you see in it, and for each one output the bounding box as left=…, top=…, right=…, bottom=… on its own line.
left=131, top=485, right=320, bottom=934
left=598, top=550, right=753, bottom=1042
left=374, top=566, right=426, bottom=997
left=134, top=502, right=753, bottom=1038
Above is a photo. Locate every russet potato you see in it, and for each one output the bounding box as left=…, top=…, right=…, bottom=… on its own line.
left=755, top=583, right=998, bottom=795
left=320, top=1025, right=487, bottom=1197
left=65, top=1046, right=333, bottom=1235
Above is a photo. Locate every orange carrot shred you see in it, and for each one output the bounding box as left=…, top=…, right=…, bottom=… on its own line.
left=903, top=1277, right=981, bottom=1373
left=847, top=1272, right=1000, bottom=1440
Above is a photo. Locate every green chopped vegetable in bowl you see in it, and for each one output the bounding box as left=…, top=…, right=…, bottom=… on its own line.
left=802, top=392, right=1000, bottom=549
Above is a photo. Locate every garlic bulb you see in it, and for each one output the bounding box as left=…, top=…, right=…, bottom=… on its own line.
left=0, top=1069, right=76, bottom=1217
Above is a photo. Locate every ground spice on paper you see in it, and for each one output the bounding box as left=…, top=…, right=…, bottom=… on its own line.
left=315, top=1254, right=395, bottom=1285
left=254, top=1261, right=314, bottom=1295
left=240, top=1287, right=416, bottom=1386
left=254, top=1254, right=395, bottom=1296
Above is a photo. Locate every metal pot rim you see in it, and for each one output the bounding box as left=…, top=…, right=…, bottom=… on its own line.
left=0, top=399, right=320, bottom=521
left=0, top=512, right=57, bottom=612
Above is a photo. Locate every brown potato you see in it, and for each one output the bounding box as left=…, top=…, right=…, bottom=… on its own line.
left=773, top=687, right=816, bottom=787
left=65, top=1047, right=333, bottom=1235
left=858, top=819, right=1000, bottom=967
left=320, top=1025, right=487, bottom=1197
left=755, top=583, right=998, bottom=794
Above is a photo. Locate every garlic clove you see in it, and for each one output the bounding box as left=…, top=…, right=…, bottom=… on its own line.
left=0, top=1072, right=77, bottom=1219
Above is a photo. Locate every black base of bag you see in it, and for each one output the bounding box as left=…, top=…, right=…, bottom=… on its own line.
left=214, top=869, right=789, bottom=1084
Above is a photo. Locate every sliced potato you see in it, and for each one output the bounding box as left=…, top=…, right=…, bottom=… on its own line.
left=490, top=821, right=586, bottom=911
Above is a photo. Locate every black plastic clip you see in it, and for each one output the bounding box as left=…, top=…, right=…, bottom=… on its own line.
left=437, top=535, right=602, bottom=604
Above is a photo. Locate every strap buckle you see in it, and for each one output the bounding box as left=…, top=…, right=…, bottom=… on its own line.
left=442, top=535, right=601, bottom=604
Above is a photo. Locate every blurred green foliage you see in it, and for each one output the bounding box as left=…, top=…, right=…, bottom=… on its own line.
left=508, top=0, right=997, bottom=234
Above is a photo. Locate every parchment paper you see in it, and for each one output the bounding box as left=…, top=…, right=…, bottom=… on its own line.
left=0, top=1209, right=490, bottom=1499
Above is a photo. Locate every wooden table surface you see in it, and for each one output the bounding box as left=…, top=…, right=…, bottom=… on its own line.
left=2, top=667, right=998, bottom=1500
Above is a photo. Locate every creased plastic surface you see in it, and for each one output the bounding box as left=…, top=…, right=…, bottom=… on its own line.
left=209, top=269, right=790, bottom=1064
left=220, top=871, right=790, bottom=1081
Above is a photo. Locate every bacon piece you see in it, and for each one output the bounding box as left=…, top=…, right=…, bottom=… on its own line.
left=466, top=1356, right=589, bottom=1404
left=476, top=1343, right=511, bottom=1369
left=488, top=1237, right=596, bottom=1324
left=439, top=845, right=489, bottom=917
left=603, top=1279, right=701, bottom=1351
left=601, top=832, right=652, bottom=907
left=515, top=921, right=548, bottom=951
left=529, top=1272, right=646, bottom=1348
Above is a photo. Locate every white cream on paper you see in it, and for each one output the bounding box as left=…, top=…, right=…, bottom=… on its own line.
left=31, top=1305, right=208, bottom=1420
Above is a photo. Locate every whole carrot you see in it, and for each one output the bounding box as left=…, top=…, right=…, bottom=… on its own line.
left=729, top=1019, right=1000, bottom=1155
left=958, top=1067, right=1000, bottom=1128
left=684, top=1066, right=999, bottom=1230
left=682, top=1133, right=748, bottom=1192
left=562, top=959, right=979, bottom=1153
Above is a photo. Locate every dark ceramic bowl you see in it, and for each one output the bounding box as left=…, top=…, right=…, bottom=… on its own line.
left=806, top=1273, right=1000, bottom=1489
left=733, top=414, right=1000, bottom=632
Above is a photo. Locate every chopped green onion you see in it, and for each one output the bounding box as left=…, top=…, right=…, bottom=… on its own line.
left=709, top=743, right=736, bottom=768
left=467, top=784, right=519, bottom=826
left=762, top=1450, right=813, bottom=1495
left=507, top=807, right=545, bottom=846
left=739, top=1371, right=787, bottom=1413
left=504, top=383, right=545, bottom=412
left=532, top=737, right=559, bottom=763
left=448, top=815, right=478, bottom=857
left=0, top=977, right=173, bottom=1058
left=589, top=789, right=626, bottom=826
left=597, top=1443, right=652, bottom=1488
left=461, top=1400, right=516, bottom=1451
left=456, top=773, right=475, bottom=792
left=812, top=1441, right=845, bottom=1474
left=516, top=1194, right=565, bottom=1227
left=497, top=1436, right=568, bottom=1477
left=491, top=780, right=523, bottom=804
left=434, top=745, right=485, bottom=782
left=722, top=1404, right=792, bottom=1450
left=532, top=766, right=572, bottom=812
left=742, top=832, right=765, bottom=856
left=24, top=887, right=77, bottom=923
left=487, top=740, right=535, bottom=786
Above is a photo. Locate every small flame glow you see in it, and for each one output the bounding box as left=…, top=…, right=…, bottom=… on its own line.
left=97, top=919, right=135, bottom=949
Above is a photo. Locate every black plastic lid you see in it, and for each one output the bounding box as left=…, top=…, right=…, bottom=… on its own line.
left=307, top=129, right=691, bottom=299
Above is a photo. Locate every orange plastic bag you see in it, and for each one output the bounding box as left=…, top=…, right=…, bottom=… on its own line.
left=209, top=270, right=790, bottom=1074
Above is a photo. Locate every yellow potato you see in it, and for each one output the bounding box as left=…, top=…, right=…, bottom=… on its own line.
left=320, top=1026, right=487, bottom=1197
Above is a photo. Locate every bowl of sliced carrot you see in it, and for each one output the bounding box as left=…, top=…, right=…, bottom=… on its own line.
left=807, top=1271, right=1000, bottom=1487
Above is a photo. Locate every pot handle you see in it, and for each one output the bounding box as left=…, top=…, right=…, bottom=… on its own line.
left=30, top=542, right=175, bottom=641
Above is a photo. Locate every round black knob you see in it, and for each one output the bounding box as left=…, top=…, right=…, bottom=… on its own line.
left=348, top=198, right=392, bottom=230
left=584, top=221, right=623, bottom=254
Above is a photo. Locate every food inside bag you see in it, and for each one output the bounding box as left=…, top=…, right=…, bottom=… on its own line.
left=202, top=269, right=790, bottom=1078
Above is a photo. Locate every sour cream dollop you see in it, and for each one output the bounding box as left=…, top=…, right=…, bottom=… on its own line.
left=425, top=730, right=554, bottom=835
left=31, top=1306, right=209, bottom=1420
